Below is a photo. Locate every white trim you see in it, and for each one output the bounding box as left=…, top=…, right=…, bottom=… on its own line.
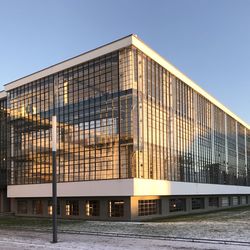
left=7, top=179, right=250, bottom=198
left=7, top=179, right=134, bottom=198
left=131, top=36, right=249, bottom=129
left=4, top=35, right=133, bottom=91
left=133, top=179, right=250, bottom=196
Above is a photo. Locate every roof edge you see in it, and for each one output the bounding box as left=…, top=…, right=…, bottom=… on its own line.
left=4, top=34, right=134, bottom=91
left=131, top=36, right=249, bottom=129
left=2, top=34, right=249, bottom=128
left=0, top=91, right=7, bottom=99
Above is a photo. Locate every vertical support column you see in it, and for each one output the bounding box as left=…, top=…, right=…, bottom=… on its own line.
left=186, top=197, right=192, bottom=213
left=225, top=114, right=228, bottom=174
left=100, top=198, right=108, bottom=220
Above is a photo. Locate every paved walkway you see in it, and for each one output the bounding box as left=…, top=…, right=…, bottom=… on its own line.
left=0, top=229, right=248, bottom=250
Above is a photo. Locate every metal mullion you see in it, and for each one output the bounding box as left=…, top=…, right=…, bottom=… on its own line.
left=146, top=58, right=149, bottom=178
left=94, top=59, right=97, bottom=180
left=117, top=51, right=121, bottom=179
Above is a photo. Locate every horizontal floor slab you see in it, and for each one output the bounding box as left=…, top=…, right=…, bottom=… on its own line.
left=7, top=178, right=250, bottom=198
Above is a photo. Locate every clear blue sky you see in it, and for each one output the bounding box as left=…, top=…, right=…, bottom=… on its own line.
left=0, top=0, right=249, bottom=124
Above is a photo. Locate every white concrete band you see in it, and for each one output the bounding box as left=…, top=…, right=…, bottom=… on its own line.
left=7, top=178, right=250, bottom=198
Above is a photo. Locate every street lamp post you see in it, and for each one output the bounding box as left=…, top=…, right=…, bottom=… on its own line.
left=52, top=115, right=57, bottom=243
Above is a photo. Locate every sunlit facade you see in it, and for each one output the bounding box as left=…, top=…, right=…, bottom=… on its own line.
left=2, top=34, right=250, bottom=220
left=0, top=91, right=9, bottom=212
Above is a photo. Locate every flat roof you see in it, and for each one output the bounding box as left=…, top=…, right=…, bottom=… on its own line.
left=4, top=34, right=134, bottom=91
left=3, top=34, right=249, bottom=129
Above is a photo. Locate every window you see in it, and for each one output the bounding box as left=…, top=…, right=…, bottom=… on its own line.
left=48, top=200, right=61, bottom=215
left=65, top=200, right=79, bottom=216
left=241, top=196, right=247, bottom=205
left=221, top=196, right=230, bottom=207
left=138, top=200, right=160, bottom=216
left=8, top=51, right=124, bottom=186
left=108, top=200, right=124, bottom=217
left=208, top=197, right=219, bottom=207
left=32, top=200, right=43, bottom=215
left=232, top=196, right=240, bottom=206
left=192, top=198, right=205, bottom=210
left=169, top=198, right=186, bottom=212
left=17, top=200, right=28, bottom=214
left=86, top=200, right=100, bottom=216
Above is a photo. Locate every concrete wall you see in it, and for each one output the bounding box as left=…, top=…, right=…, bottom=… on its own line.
left=0, top=189, right=9, bottom=213
left=11, top=194, right=250, bottom=221
left=8, top=179, right=250, bottom=198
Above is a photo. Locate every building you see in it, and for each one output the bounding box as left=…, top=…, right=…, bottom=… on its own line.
left=0, top=91, right=9, bottom=213
left=0, top=34, right=249, bottom=220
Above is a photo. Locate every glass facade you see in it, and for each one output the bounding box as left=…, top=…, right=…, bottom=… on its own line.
left=130, top=47, right=250, bottom=186
left=17, top=200, right=28, bottom=214
left=32, top=200, right=43, bottom=215
left=65, top=200, right=79, bottom=216
left=85, top=200, right=100, bottom=216
left=8, top=49, right=133, bottom=184
left=138, top=199, right=160, bottom=216
left=0, top=97, right=8, bottom=189
left=208, top=197, right=219, bottom=207
left=192, top=197, right=205, bottom=210
left=4, top=45, right=250, bottom=187
left=48, top=199, right=61, bottom=215
left=169, top=198, right=186, bottom=212
left=108, top=200, right=124, bottom=217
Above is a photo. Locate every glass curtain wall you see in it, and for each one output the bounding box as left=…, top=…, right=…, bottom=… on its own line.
left=132, top=46, right=250, bottom=186
left=7, top=45, right=250, bottom=186
left=8, top=49, right=134, bottom=185
left=0, top=97, right=8, bottom=188
left=247, top=130, right=250, bottom=184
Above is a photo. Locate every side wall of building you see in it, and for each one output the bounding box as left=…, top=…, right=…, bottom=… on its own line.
left=7, top=48, right=136, bottom=186
left=0, top=96, right=9, bottom=212
left=5, top=45, right=250, bottom=188
left=131, top=46, right=250, bottom=186
left=3, top=38, right=250, bottom=220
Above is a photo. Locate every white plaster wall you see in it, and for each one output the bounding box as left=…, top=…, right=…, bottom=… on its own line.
left=133, top=178, right=250, bottom=196
left=7, top=178, right=250, bottom=198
